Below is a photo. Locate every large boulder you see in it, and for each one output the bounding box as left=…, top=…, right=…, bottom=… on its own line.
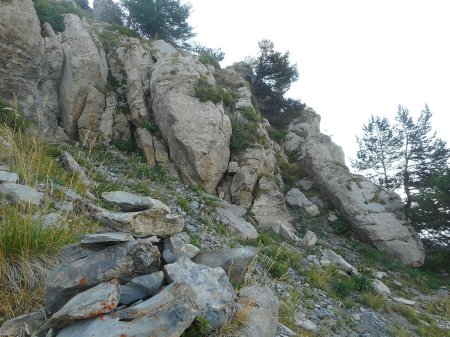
left=163, top=256, right=236, bottom=328
left=59, top=14, right=108, bottom=138
left=150, top=50, right=231, bottom=193
left=292, top=108, right=425, bottom=266
left=0, top=182, right=43, bottom=205
left=251, top=177, right=297, bottom=241
left=235, top=286, right=279, bottom=337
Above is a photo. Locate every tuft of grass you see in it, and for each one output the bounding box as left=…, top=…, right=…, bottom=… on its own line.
left=198, top=53, right=221, bottom=70
left=267, top=126, right=288, bottom=144
left=213, top=297, right=253, bottom=337
left=358, top=293, right=389, bottom=312
left=175, top=193, right=190, bottom=213
left=181, top=315, right=211, bottom=337
left=194, top=76, right=234, bottom=108
left=230, top=117, right=263, bottom=153
left=0, top=98, right=30, bottom=131
left=277, top=155, right=302, bottom=192
left=240, top=106, right=260, bottom=123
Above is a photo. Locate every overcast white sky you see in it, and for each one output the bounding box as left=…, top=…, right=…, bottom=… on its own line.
left=91, top=0, right=450, bottom=165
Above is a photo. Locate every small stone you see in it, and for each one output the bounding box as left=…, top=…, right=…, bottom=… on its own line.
left=321, top=249, right=358, bottom=275
left=0, top=171, right=18, bottom=183
left=298, top=179, right=313, bottom=191
left=374, top=271, right=388, bottom=279
left=327, top=213, right=338, bottom=222
left=227, top=161, right=240, bottom=174
left=190, top=200, right=200, bottom=210
left=372, top=279, right=391, bottom=294
left=300, top=230, right=318, bottom=247
left=392, top=297, right=415, bottom=306
left=352, top=313, right=361, bottom=322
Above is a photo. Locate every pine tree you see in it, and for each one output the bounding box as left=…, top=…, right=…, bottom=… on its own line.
left=352, top=115, right=402, bottom=189
left=120, top=0, right=195, bottom=43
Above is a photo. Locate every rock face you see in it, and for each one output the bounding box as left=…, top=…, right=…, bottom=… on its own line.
left=150, top=50, right=232, bottom=193
left=285, top=188, right=320, bottom=216
left=290, top=108, right=425, bottom=266
left=59, top=14, right=107, bottom=138
left=0, top=0, right=62, bottom=133
left=251, top=177, right=297, bottom=241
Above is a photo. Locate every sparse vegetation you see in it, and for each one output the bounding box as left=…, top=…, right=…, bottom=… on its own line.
left=33, top=0, right=86, bottom=32
left=194, top=76, right=234, bottom=108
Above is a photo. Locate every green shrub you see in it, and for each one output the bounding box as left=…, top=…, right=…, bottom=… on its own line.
left=277, top=157, right=302, bottom=191
left=267, top=126, right=288, bottom=144
left=141, top=121, right=159, bottom=133
left=331, top=273, right=374, bottom=300
left=198, top=53, right=220, bottom=70
left=0, top=99, right=30, bottom=131
left=240, top=106, right=260, bottom=122
left=230, top=118, right=263, bottom=153
left=331, top=218, right=350, bottom=235
left=194, top=77, right=234, bottom=108
left=33, top=0, right=86, bottom=32
left=113, top=138, right=142, bottom=156
left=181, top=315, right=211, bottom=337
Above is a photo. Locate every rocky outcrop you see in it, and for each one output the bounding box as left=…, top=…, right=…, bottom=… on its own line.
left=150, top=49, right=232, bottom=193
left=59, top=14, right=108, bottom=138
left=251, top=177, right=297, bottom=241
left=290, top=108, right=425, bottom=266
left=0, top=0, right=62, bottom=133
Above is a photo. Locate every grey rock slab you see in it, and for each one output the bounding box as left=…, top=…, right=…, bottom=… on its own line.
left=0, top=171, right=18, bottom=183
left=0, top=182, right=43, bottom=205
left=119, top=284, right=148, bottom=306
left=372, top=279, right=391, bottom=295
left=60, top=151, right=91, bottom=185
left=162, top=233, right=200, bottom=264
left=130, top=271, right=165, bottom=295
left=94, top=207, right=183, bottom=238
left=235, top=286, right=279, bottom=337
left=321, top=250, right=358, bottom=275
left=47, top=281, right=120, bottom=327
left=227, top=161, right=240, bottom=174
left=285, top=188, right=320, bottom=216
left=300, top=230, right=318, bottom=248
left=57, top=282, right=197, bottom=337
left=193, top=247, right=256, bottom=284
left=251, top=177, right=297, bottom=241
left=101, top=191, right=170, bottom=212
left=163, top=256, right=236, bottom=328
left=298, top=179, right=313, bottom=191
left=46, top=239, right=160, bottom=314
left=216, top=207, right=258, bottom=241
left=0, top=311, right=45, bottom=337
left=80, top=232, right=134, bottom=244
left=392, top=297, right=416, bottom=305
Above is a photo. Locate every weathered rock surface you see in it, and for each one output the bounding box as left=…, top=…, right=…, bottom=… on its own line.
left=164, top=256, right=236, bottom=328
left=0, top=182, right=43, bottom=205
left=285, top=188, right=320, bottom=216
left=251, top=177, right=297, bottom=241
left=150, top=50, right=231, bottom=193
left=101, top=191, right=168, bottom=212
left=292, top=108, right=425, bottom=266
left=77, top=87, right=106, bottom=144
left=119, top=271, right=165, bottom=305
left=59, top=14, right=107, bottom=138
left=46, top=239, right=160, bottom=313
left=47, top=281, right=120, bottom=327
left=80, top=232, right=134, bottom=244
left=0, top=171, right=18, bottom=183
left=162, top=233, right=200, bottom=263
left=60, top=151, right=91, bottom=185
left=135, top=127, right=156, bottom=167
left=372, top=279, right=391, bottom=295
left=321, top=249, right=358, bottom=275
left=229, top=166, right=258, bottom=207
left=0, top=311, right=45, bottom=337
left=235, top=286, right=279, bottom=337
left=57, top=282, right=197, bottom=337
left=94, top=207, right=183, bottom=237
left=193, top=247, right=256, bottom=284
left=216, top=204, right=259, bottom=241
left=0, top=0, right=61, bottom=133
left=300, top=230, right=318, bottom=248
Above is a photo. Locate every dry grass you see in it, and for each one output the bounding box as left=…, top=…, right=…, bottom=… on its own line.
left=0, top=122, right=99, bottom=324
left=213, top=297, right=255, bottom=337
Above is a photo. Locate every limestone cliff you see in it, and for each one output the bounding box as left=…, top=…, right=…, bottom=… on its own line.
left=0, top=0, right=424, bottom=265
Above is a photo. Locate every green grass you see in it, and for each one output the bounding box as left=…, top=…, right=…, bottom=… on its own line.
left=240, top=106, right=260, bottom=122
left=267, top=126, right=288, bottom=144
left=0, top=98, right=30, bottom=131
left=230, top=117, right=263, bottom=153
left=194, top=76, right=234, bottom=108
left=33, top=0, right=86, bottom=32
